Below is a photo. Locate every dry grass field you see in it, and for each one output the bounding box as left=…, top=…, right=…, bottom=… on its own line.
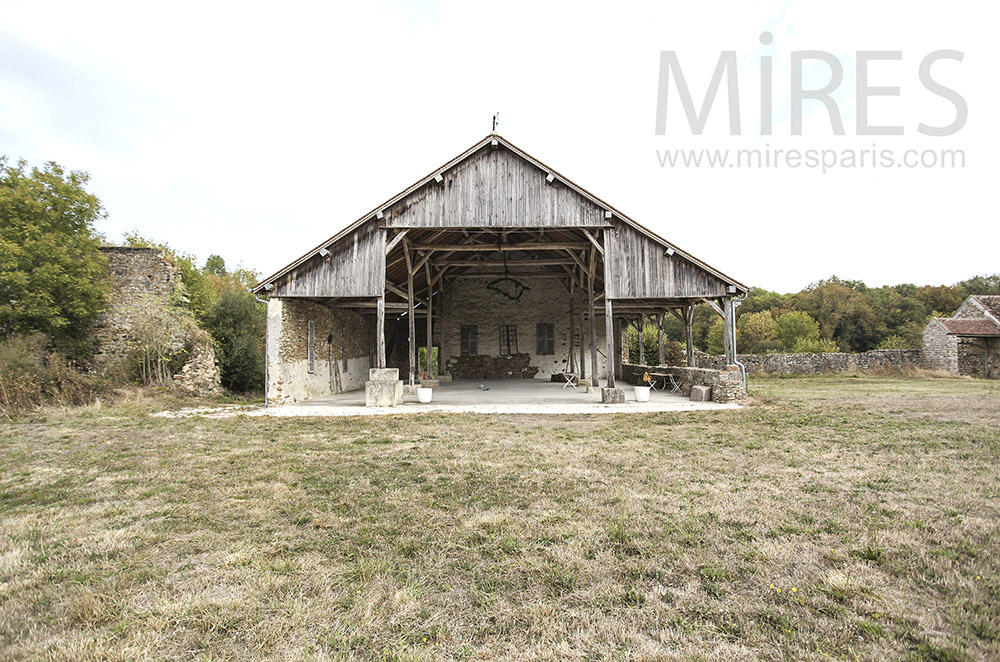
left=1, top=376, right=998, bottom=661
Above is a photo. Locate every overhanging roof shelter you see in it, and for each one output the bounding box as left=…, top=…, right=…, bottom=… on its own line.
left=254, top=134, right=748, bottom=387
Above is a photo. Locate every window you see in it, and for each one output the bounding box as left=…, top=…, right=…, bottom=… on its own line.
left=307, top=320, right=315, bottom=373
left=460, top=325, right=478, bottom=356
left=536, top=323, right=554, bottom=355
left=498, top=325, right=518, bottom=357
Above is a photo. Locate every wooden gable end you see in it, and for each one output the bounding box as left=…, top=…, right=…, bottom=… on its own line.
left=271, top=223, right=385, bottom=298
left=382, top=146, right=609, bottom=229
left=605, top=223, right=730, bottom=300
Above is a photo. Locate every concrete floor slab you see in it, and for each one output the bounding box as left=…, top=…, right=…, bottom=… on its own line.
left=260, top=379, right=739, bottom=416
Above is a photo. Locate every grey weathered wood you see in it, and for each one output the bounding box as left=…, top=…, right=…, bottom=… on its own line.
left=723, top=297, right=736, bottom=365
left=657, top=312, right=665, bottom=366
left=384, top=148, right=610, bottom=229
left=405, top=246, right=416, bottom=386
left=411, top=242, right=588, bottom=253
left=605, top=223, right=729, bottom=300
left=588, top=252, right=598, bottom=383
left=701, top=297, right=724, bottom=316
left=425, top=262, right=433, bottom=378
left=578, top=278, right=587, bottom=381
left=376, top=295, right=386, bottom=369
left=684, top=305, right=696, bottom=367
left=385, top=229, right=409, bottom=255
left=569, top=279, right=576, bottom=374
left=605, top=299, right=616, bottom=388
left=272, top=224, right=385, bottom=298
left=638, top=314, right=645, bottom=365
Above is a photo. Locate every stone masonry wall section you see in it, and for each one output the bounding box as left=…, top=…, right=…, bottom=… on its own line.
left=267, top=298, right=372, bottom=404
left=92, top=246, right=179, bottom=366
left=440, top=277, right=608, bottom=381
left=695, top=348, right=922, bottom=375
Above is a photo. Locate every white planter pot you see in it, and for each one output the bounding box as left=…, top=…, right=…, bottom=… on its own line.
left=633, top=385, right=651, bottom=402
left=417, top=387, right=433, bottom=403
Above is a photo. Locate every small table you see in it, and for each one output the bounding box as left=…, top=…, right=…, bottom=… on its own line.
left=561, top=373, right=579, bottom=389
left=649, top=372, right=681, bottom=394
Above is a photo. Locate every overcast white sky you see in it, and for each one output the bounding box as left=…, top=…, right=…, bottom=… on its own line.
left=1, top=0, right=994, bottom=293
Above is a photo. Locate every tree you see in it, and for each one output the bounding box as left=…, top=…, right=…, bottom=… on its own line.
left=775, top=311, right=821, bottom=350
left=201, top=288, right=265, bottom=392
left=736, top=311, right=777, bottom=353
left=706, top=318, right=725, bottom=355
left=792, top=279, right=886, bottom=352
left=204, top=254, right=227, bottom=277
left=956, top=274, right=1000, bottom=297
left=0, top=158, right=108, bottom=354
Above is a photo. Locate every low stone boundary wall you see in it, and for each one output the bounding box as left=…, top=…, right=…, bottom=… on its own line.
left=622, top=363, right=745, bottom=403
left=694, top=349, right=921, bottom=375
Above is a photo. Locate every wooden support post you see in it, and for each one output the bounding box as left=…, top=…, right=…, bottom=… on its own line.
left=568, top=279, right=576, bottom=374
left=404, top=247, right=416, bottom=385
left=605, top=299, right=615, bottom=387
left=723, top=297, right=736, bottom=365
left=578, top=285, right=587, bottom=381
left=637, top=314, right=645, bottom=365
left=587, top=255, right=598, bottom=384
left=425, top=263, right=433, bottom=378
left=684, top=305, right=695, bottom=367
left=615, top=316, right=624, bottom=380
left=376, top=295, right=386, bottom=368
left=657, top=313, right=665, bottom=366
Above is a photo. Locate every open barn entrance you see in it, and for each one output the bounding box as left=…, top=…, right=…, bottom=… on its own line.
left=255, top=133, right=746, bottom=407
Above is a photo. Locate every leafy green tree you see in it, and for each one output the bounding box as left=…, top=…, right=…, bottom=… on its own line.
left=0, top=158, right=108, bottom=354
left=914, top=285, right=962, bottom=315
left=736, top=311, right=777, bottom=353
left=790, top=337, right=839, bottom=353
left=956, top=274, right=1000, bottom=297
left=204, top=254, right=227, bottom=277
left=706, top=318, right=725, bottom=355
left=775, top=311, right=821, bottom=350
left=201, top=288, right=265, bottom=392
left=793, top=279, right=886, bottom=352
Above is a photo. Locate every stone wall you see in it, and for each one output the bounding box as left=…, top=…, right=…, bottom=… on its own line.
left=92, top=247, right=180, bottom=367
left=921, top=320, right=957, bottom=373
left=90, top=246, right=223, bottom=396
left=440, top=277, right=608, bottom=381
left=957, top=337, right=998, bottom=378
left=622, top=363, right=745, bottom=403
left=266, top=298, right=372, bottom=404
left=695, top=348, right=922, bottom=375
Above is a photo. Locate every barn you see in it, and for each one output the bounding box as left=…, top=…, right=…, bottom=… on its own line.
left=922, top=295, right=1000, bottom=378
left=252, top=134, right=748, bottom=406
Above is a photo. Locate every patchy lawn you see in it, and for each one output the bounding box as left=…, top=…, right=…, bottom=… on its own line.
left=0, top=376, right=997, bottom=661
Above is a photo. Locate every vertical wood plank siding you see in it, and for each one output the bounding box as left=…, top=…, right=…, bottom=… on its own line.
left=384, top=149, right=607, bottom=229
left=604, top=224, right=728, bottom=300
left=271, top=223, right=385, bottom=298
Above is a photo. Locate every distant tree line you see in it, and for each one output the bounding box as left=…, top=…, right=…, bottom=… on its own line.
left=629, top=275, right=1000, bottom=362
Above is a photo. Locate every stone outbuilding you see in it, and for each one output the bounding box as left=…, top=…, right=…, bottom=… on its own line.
left=253, top=134, right=748, bottom=406
left=922, top=295, right=999, bottom=378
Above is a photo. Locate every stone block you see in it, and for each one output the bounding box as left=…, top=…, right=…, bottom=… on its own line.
left=601, top=387, right=625, bottom=404
left=365, top=379, right=402, bottom=407
left=437, top=374, right=452, bottom=383
left=420, top=378, right=440, bottom=388
left=402, top=384, right=418, bottom=396
left=690, top=385, right=712, bottom=402
left=369, top=367, right=400, bottom=382
left=680, top=382, right=692, bottom=397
